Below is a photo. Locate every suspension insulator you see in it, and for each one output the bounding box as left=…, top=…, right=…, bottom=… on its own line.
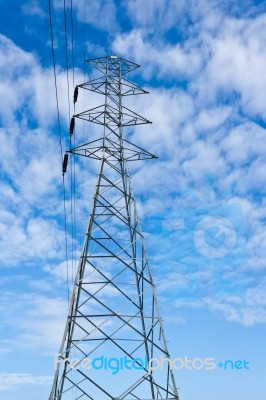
left=69, top=117, right=75, bottom=135
left=73, top=86, right=79, bottom=104
left=62, top=153, right=69, bottom=175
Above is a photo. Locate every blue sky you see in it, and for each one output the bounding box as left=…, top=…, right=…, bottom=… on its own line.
left=0, top=0, right=266, bottom=399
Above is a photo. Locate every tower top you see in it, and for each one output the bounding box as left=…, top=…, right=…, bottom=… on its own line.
left=85, top=55, right=140, bottom=75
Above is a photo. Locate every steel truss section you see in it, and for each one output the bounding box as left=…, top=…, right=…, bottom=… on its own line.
left=49, top=56, right=179, bottom=400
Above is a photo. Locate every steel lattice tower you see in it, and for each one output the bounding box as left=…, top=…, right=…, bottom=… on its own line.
left=49, top=56, right=179, bottom=400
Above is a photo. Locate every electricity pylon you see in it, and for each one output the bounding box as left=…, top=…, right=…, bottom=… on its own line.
left=49, top=56, right=179, bottom=400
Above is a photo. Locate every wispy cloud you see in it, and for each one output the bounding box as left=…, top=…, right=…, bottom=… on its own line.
left=0, top=292, right=67, bottom=354
left=21, top=0, right=46, bottom=18
left=0, top=373, right=52, bottom=391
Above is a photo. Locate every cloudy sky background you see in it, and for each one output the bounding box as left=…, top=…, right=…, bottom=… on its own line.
left=0, top=0, right=266, bottom=399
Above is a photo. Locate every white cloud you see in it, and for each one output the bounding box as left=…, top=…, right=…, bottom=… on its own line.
left=55, top=0, right=118, bottom=32
left=123, top=0, right=166, bottom=29
left=1, top=5, right=266, bottom=400
left=21, top=1, right=46, bottom=18
left=0, top=373, right=52, bottom=391
left=194, top=14, right=266, bottom=118
left=113, top=4, right=266, bottom=124
left=182, top=140, right=227, bottom=179
left=0, top=34, right=77, bottom=128
left=122, top=0, right=200, bottom=33
left=0, top=292, right=67, bottom=354
left=44, top=259, right=79, bottom=282
left=113, top=30, right=202, bottom=79
left=0, top=212, right=66, bottom=266
left=129, top=87, right=194, bottom=154
left=172, top=278, right=266, bottom=326
left=194, top=106, right=232, bottom=132
left=205, top=281, right=266, bottom=326
left=0, top=35, right=81, bottom=268
left=1, top=0, right=266, bottom=360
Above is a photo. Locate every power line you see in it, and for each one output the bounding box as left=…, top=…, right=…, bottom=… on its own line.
left=63, top=0, right=75, bottom=293
left=63, top=0, right=71, bottom=122
left=70, top=0, right=77, bottom=287
left=48, top=0, right=63, bottom=162
left=79, top=0, right=87, bottom=248
left=70, top=0, right=75, bottom=89
left=48, top=0, right=70, bottom=304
